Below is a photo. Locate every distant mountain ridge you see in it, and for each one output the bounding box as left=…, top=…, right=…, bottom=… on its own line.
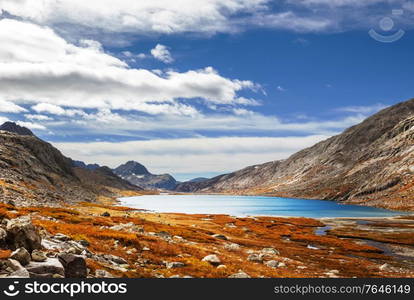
left=175, top=98, right=414, bottom=211
left=114, top=161, right=177, bottom=190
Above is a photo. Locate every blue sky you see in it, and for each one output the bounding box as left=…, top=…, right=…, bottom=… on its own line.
left=0, top=1, right=413, bottom=181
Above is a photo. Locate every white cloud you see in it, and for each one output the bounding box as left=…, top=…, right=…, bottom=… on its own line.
left=277, top=86, right=286, bottom=92
left=0, top=0, right=269, bottom=35
left=336, top=103, right=388, bottom=114
left=2, top=0, right=410, bottom=37
left=24, top=114, right=53, bottom=121
left=151, top=44, right=174, bottom=63
left=0, top=100, right=27, bottom=113
left=0, top=19, right=259, bottom=116
left=16, top=121, right=46, bottom=130
left=54, top=135, right=329, bottom=174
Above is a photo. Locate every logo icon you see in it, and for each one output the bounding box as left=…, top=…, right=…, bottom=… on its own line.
left=369, top=9, right=405, bottom=43
left=3, top=281, right=20, bottom=297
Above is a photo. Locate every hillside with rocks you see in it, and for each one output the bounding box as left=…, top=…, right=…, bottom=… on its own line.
left=176, top=98, right=414, bottom=211
left=114, top=161, right=177, bottom=190
left=0, top=123, right=140, bottom=206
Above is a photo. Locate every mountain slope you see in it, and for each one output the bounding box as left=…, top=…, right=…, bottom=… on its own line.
left=176, top=98, right=414, bottom=210
left=0, top=123, right=140, bottom=206
left=114, top=161, right=177, bottom=190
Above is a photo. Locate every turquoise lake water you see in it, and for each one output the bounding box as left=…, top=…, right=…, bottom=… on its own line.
left=118, top=194, right=408, bottom=218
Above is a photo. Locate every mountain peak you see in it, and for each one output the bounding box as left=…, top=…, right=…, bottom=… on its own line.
left=114, top=160, right=151, bottom=176
left=0, top=122, right=34, bottom=136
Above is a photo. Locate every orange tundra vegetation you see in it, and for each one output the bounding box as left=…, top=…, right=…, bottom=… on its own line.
left=0, top=201, right=413, bottom=278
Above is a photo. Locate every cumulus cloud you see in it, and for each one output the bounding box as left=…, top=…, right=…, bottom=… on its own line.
left=0, top=19, right=259, bottom=116
left=2, top=0, right=411, bottom=37
left=54, top=135, right=329, bottom=174
left=0, top=100, right=27, bottom=113
left=151, top=44, right=174, bottom=63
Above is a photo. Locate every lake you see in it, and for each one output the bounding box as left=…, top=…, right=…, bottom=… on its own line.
left=118, top=194, right=408, bottom=218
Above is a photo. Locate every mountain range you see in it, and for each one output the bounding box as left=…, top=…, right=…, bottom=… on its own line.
left=175, top=98, right=414, bottom=211
left=0, top=97, right=413, bottom=210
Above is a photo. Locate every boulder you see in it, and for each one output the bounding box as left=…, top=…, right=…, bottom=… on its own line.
left=10, top=247, right=31, bottom=266
left=26, top=258, right=65, bottom=277
left=202, top=254, right=221, bottom=266
left=6, top=217, right=42, bottom=252
left=0, top=228, right=7, bottom=247
left=58, top=253, right=87, bottom=278
left=31, top=250, right=47, bottom=262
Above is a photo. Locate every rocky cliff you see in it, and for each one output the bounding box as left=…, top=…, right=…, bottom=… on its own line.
left=176, top=98, right=414, bottom=211
left=0, top=123, right=140, bottom=206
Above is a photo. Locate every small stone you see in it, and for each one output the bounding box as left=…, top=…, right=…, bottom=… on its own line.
left=228, top=271, right=250, bottom=278
left=101, top=212, right=111, bottom=217
left=212, top=234, right=228, bottom=240
left=142, top=247, right=150, bottom=251
left=264, top=260, right=279, bottom=268
left=53, top=233, right=71, bottom=241
left=26, top=258, right=65, bottom=277
left=166, top=262, right=186, bottom=269
left=202, top=254, right=221, bottom=266
left=278, top=262, right=286, bottom=268
left=224, top=243, right=240, bottom=251
left=95, top=269, right=113, bottom=278
left=247, top=253, right=263, bottom=263
left=261, top=248, right=280, bottom=255
left=31, top=250, right=47, bottom=262
left=78, top=240, right=90, bottom=247
left=10, top=247, right=31, bottom=266
left=217, top=264, right=227, bottom=270
left=379, top=264, right=389, bottom=271
left=8, top=268, right=30, bottom=278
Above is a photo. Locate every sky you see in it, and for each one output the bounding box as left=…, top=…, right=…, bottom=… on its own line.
left=0, top=0, right=413, bottom=181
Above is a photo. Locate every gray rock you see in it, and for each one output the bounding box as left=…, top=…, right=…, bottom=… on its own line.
left=31, top=250, right=47, bottom=262
left=224, top=243, right=240, bottom=251
left=95, top=269, right=113, bottom=278
left=212, top=234, right=228, bottom=240
left=53, top=233, right=71, bottom=241
left=228, top=271, right=250, bottom=278
left=6, top=217, right=42, bottom=252
left=264, top=260, right=279, bottom=268
left=247, top=253, right=263, bottom=263
left=8, top=268, right=30, bottom=278
left=166, top=262, right=186, bottom=269
left=10, top=247, right=31, bottom=266
left=202, top=254, right=221, bottom=266
left=103, top=254, right=128, bottom=265
left=58, top=253, right=87, bottom=278
left=26, top=258, right=65, bottom=277
left=261, top=248, right=280, bottom=255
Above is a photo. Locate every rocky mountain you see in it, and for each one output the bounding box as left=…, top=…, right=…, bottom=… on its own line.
left=0, top=123, right=140, bottom=206
left=176, top=98, right=414, bottom=211
left=0, top=122, right=34, bottom=136
left=114, top=161, right=177, bottom=190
